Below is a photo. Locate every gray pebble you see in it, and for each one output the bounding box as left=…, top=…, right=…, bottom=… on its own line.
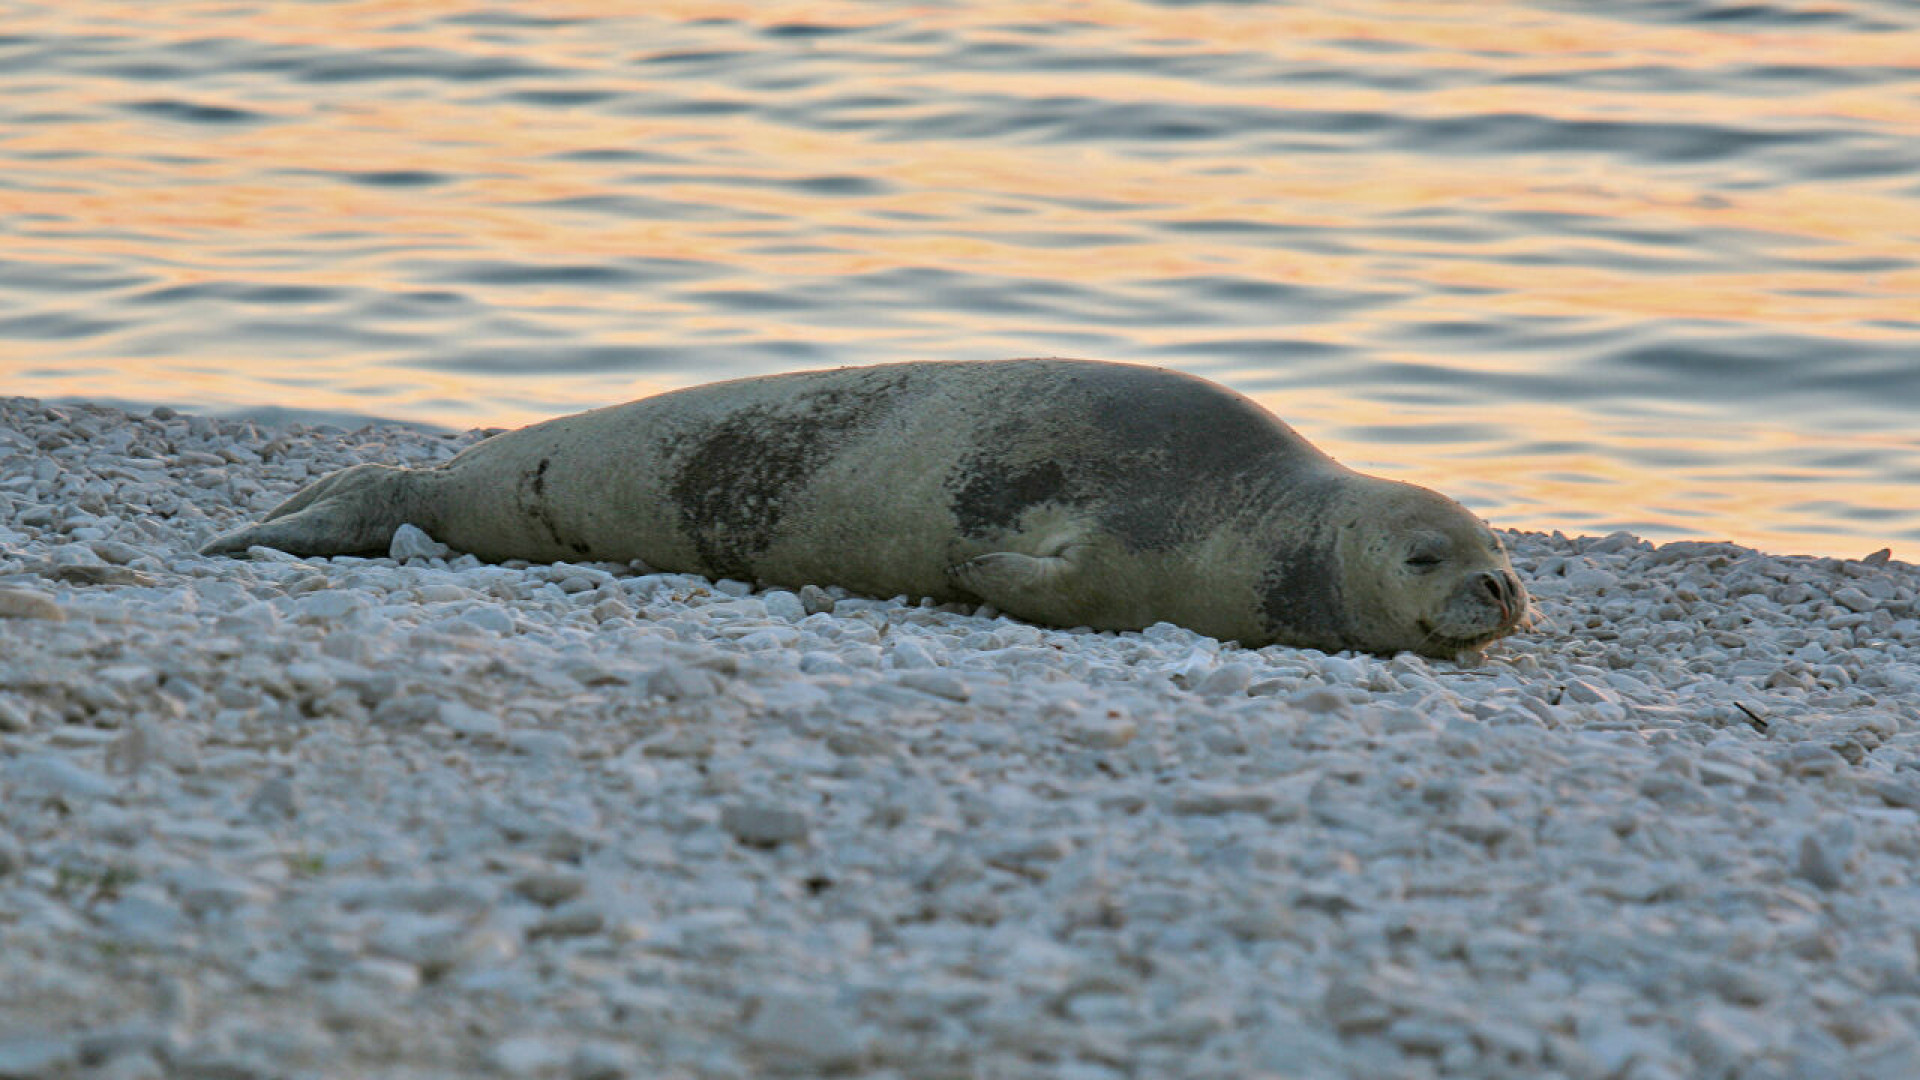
left=722, top=802, right=810, bottom=847
left=0, top=1036, right=79, bottom=1076
left=1795, top=832, right=1846, bottom=890
left=745, top=993, right=867, bottom=1070
left=799, top=583, right=836, bottom=615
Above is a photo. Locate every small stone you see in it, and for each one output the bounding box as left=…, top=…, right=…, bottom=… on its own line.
left=351, top=956, right=422, bottom=993
left=1562, top=678, right=1613, bottom=704
left=1289, top=687, right=1351, bottom=715
left=1066, top=714, right=1136, bottom=748
left=439, top=700, right=502, bottom=738
left=722, top=801, right=810, bottom=847
left=416, top=582, right=470, bottom=603
left=0, top=694, right=33, bottom=732
left=373, top=693, right=442, bottom=726
left=293, top=591, right=361, bottom=621
left=760, top=589, right=806, bottom=621
left=1704, top=961, right=1781, bottom=1006
left=41, top=562, right=153, bottom=587
left=90, top=540, right=144, bottom=565
left=570, top=1042, right=639, bottom=1080
left=1833, top=587, right=1876, bottom=614
left=1862, top=547, right=1893, bottom=565
left=1685, top=1006, right=1768, bottom=1073
left=8, top=753, right=115, bottom=799
left=1386, top=1016, right=1468, bottom=1057
left=895, top=669, right=970, bottom=702
left=1695, top=759, right=1756, bottom=787
left=514, top=870, right=586, bottom=906
left=1871, top=775, right=1920, bottom=809
left=799, top=584, right=835, bottom=614
left=285, top=662, right=335, bottom=695
left=745, top=993, right=866, bottom=1070
left=76, top=1025, right=171, bottom=1075
left=1171, top=784, right=1276, bottom=816
left=100, top=891, right=188, bottom=947
left=530, top=902, right=606, bottom=938
left=1581, top=1020, right=1664, bottom=1076
left=647, top=665, right=721, bottom=701
left=1796, top=832, right=1845, bottom=890
left=246, top=776, right=300, bottom=820
left=985, top=835, right=1071, bottom=870
left=1194, top=661, right=1253, bottom=696
left=0, top=1035, right=79, bottom=1075
left=887, top=639, right=937, bottom=669
left=826, top=728, right=894, bottom=757
left=491, top=1036, right=568, bottom=1077
left=1322, top=975, right=1393, bottom=1034
left=389, top=523, right=451, bottom=561
left=0, top=588, right=63, bottom=620
left=505, top=729, right=575, bottom=758
left=459, top=606, right=515, bottom=635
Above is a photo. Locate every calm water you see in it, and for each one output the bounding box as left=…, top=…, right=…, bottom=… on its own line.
left=2, top=1, right=1917, bottom=557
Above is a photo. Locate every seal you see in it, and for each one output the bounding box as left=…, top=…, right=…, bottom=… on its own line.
left=200, top=358, right=1527, bottom=657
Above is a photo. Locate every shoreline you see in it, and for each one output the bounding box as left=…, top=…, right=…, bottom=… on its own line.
left=4, top=394, right=1920, bottom=1077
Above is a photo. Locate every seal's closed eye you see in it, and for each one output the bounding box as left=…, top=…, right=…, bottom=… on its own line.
left=1403, top=533, right=1451, bottom=571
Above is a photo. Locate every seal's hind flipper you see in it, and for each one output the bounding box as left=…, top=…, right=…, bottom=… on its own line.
left=198, top=463, right=416, bottom=558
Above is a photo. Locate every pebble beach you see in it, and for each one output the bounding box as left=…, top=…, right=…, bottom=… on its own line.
left=3, top=394, right=1920, bottom=1080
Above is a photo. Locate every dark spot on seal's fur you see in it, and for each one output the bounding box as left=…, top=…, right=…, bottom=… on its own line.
left=667, top=378, right=907, bottom=579
left=1259, top=539, right=1347, bottom=649
left=519, top=455, right=568, bottom=550
left=950, top=459, right=1070, bottom=536
left=947, top=362, right=1320, bottom=551
left=1257, top=478, right=1349, bottom=646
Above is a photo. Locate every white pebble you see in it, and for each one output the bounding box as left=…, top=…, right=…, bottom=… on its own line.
left=1195, top=661, right=1253, bottom=696
left=8, top=754, right=115, bottom=799
left=389, top=522, right=452, bottom=561
left=439, top=700, right=503, bottom=738
left=0, top=1036, right=78, bottom=1076
left=491, top=1036, right=568, bottom=1077
left=895, top=669, right=971, bottom=702
left=0, top=588, right=63, bottom=620
left=761, top=589, right=806, bottom=621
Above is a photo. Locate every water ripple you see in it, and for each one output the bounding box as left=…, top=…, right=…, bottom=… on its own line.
left=120, top=99, right=266, bottom=125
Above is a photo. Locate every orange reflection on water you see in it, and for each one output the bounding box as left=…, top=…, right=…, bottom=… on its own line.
left=1287, top=396, right=1917, bottom=558
left=1, top=1, right=1916, bottom=558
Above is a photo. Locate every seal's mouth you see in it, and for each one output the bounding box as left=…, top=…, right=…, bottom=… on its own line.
left=1415, top=618, right=1514, bottom=657
left=1416, top=569, right=1530, bottom=657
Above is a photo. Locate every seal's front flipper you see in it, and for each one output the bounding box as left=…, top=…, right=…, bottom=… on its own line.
left=947, top=549, right=1088, bottom=621
left=198, top=463, right=415, bottom=558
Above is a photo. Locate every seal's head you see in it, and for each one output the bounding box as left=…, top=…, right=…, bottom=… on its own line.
left=1334, top=479, right=1528, bottom=658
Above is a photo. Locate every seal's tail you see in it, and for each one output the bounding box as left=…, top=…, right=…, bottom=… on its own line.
left=198, top=463, right=418, bottom=558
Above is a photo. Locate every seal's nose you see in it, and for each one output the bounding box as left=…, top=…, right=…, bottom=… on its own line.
left=1474, top=568, right=1525, bottom=623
